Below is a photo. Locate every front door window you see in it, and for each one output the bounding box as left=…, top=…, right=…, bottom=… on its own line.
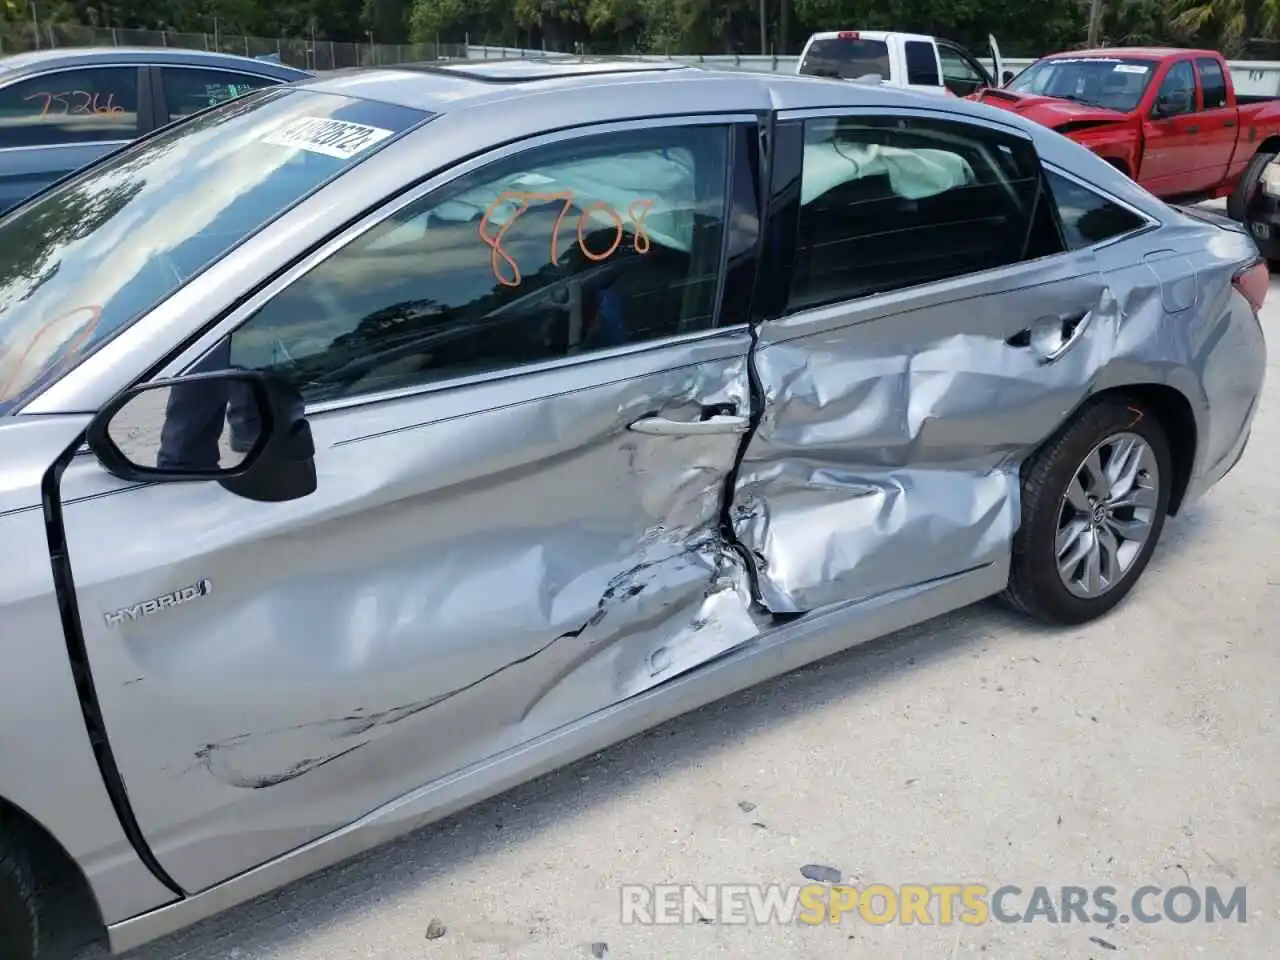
left=226, top=125, right=733, bottom=403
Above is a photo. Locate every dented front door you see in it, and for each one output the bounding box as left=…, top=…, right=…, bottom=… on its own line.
left=733, top=113, right=1113, bottom=614
left=59, top=117, right=762, bottom=893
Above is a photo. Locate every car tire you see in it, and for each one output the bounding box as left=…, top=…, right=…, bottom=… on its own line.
left=1227, top=150, right=1274, bottom=221
left=1002, top=396, right=1172, bottom=626
left=0, top=832, right=38, bottom=960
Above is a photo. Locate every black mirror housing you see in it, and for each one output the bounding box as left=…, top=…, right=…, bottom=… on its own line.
left=1152, top=92, right=1189, bottom=119
left=1001, top=69, right=1015, bottom=85
left=86, top=369, right=317, bottom=503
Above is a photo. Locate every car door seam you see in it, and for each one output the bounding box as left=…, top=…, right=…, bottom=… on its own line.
left=715, top=112, right=778, bottom=609
left=41, top=436, right=185, bottom=898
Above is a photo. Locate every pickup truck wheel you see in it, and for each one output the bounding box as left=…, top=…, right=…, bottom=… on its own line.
left=0, top=834, right=38, bottom=960
left=1227, top=150, right=1274, bottom=221
left=1002, top=396, right=1171, bottom=625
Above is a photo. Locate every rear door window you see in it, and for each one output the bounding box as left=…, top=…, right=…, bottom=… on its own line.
left=786, top=114, right=1065, bottom=312
left=0, top=66, right=141, bottom=148
left=799, top=37, right=891, bottom=81
left=161, top=67, right=282, bottom=121
left=904, top=41, right=940, bottom=86
left=1195, top=58, right=1228, bottom=110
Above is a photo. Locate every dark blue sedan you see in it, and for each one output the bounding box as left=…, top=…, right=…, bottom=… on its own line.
left=0, top=46, right=311, bottom=211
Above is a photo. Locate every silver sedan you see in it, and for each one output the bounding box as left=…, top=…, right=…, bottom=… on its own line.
left=0, top=58, right=1265, bottom=956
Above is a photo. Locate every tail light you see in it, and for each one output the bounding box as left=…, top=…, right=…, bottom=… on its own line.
left=837, top=31, right=860, bottom=39
left=1233, top=259, right=1269, bottom=312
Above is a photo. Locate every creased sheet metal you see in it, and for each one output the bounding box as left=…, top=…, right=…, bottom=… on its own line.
left=734, top=265, right=1122, bottom=614
left=62, top=331, right=764, bottom=891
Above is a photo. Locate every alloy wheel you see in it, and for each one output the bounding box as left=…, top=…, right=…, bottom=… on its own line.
left=1055, top=431, right=1160, bottom=599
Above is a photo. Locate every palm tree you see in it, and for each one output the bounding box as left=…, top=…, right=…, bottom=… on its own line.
left=1170, top=0, right=1278, bottom=56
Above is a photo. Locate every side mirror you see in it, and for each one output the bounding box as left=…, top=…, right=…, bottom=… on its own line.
left=1152, top=92, right=1189, bottom=118
left=1001, top=69, right=1015, bottom=85
left=86, top=368, right=317, bottom=503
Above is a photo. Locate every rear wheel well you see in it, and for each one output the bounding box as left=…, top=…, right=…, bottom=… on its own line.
left=1088, top=384, right=1197, bottom=515
left=0, top=797, right=104, bottom=952
left=1256, top=135, right=1280, bottom=158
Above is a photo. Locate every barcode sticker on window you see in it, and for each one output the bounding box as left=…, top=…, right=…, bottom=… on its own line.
left=1113, top=64, right=1150, bottom=74
left=262, top=117, right=394, bottom=159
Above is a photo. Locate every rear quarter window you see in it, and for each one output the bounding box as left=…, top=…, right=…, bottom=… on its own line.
left=1045, top=170, right=1148, bottom=249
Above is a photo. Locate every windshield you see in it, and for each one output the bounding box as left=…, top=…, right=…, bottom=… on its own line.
left=0, top=86, right=427, bottom=414
left=799, top=37, right=891, bottom=81
left=1006, top=57, right=1157, bottom=112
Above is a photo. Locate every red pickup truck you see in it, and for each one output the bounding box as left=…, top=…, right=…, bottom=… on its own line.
left=970, top=48, right=1280, bottom=217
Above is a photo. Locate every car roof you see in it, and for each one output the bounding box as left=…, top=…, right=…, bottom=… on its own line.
left=803, top=30, right=935, bottom=43
left=305, top=57, right=1153, bottom=216
left=0, top=46, right=312, bottom=78
left=297, top=57, right=978, bottom=116
left=1042, top=47, right=1219, bottom=61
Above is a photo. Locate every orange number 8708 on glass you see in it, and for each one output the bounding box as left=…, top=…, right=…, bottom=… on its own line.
left=477, top=190, right=656, bottom=288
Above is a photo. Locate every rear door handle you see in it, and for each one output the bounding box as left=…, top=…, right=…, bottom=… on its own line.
left=1005, top=310, right=1094, bottom=363
left=1186, top=124, right=1200, bottom=133
left=628, top=413, right=750, bottom=436
left=1224, top=119, right=1237, bottom=128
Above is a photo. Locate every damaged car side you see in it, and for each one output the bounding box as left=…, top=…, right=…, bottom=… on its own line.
left=0, top=59, right=1265, bottom=956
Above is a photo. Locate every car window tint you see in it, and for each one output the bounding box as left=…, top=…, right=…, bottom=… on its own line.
left=939, top=47, right=981, bottom=81
left=228, top=124, right=730, bottom=403
left=1196, top=58, right=1227, bottom=110
left=939, top=46, right=984, bottom=95
left=904, top=41, right=940, bottom=86
left=1045, top=170, right=1147, bottom=249
left=162, top=67, right=279, bottom=121
left=0, top=67, right=140, bottom=147
left=786, top=116, right=1062, bottom=313
left=1156, top=61, right=1196, bottom=117
left=798, top=38, right=891, bottom=81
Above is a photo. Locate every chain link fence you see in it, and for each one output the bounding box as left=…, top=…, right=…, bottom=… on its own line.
left=0, top=23, right=467, bottom=70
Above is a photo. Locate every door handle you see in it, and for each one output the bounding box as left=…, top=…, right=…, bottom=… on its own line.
left=1186, top=124, right=1200, bottom=133
left=1005, top=310, right=1093, bottom=364
left=628, top=413, right=750, bottom=436
left=1224, top=119, right=1237, bottom=128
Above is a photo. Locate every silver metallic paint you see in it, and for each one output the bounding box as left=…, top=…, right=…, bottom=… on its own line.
left=0, top=416, right=178, bottom=924
left=109, top=558, right=1007, bottom=953
left=59, top=328, right=760, bottom=893
left=734, top=223, right=1116, bottom=612
left=0, top=64, right=1265, bottom=952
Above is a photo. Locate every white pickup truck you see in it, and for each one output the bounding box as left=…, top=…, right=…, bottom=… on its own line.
left=797, top=30, right=1008, bottom=98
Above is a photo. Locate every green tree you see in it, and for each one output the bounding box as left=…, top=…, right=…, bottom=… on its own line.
left=361, top=0, right=408, bottom=40
left=1170, top=0, right=1280, bottom=55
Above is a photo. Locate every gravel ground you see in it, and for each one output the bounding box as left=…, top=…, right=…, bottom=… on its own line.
left=70, top=250, right=1279, bottom=960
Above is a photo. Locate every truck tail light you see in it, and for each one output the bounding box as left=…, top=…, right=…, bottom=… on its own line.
left=837, top=31, right=860, bottom=39
left=1233, top=259, right=1270, bottom=312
